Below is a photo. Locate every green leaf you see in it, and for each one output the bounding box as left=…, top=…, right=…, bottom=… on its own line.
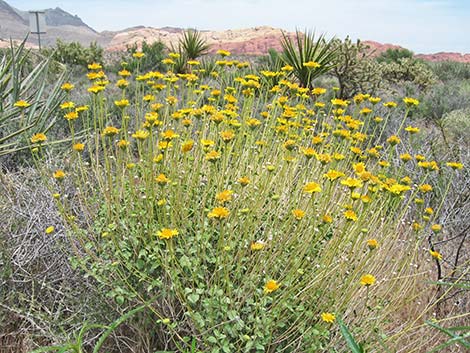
left=188, top=293, right=200, bottom=304
left=338, top=319, right=364, bottom=353
left=93, top=305, right=146, bottom=353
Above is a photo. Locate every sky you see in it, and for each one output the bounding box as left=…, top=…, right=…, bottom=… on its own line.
left=7, top=0, right=470, bottom=54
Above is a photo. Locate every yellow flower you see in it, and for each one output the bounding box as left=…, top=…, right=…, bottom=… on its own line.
left=64, top=111, right=79, bottom=121
left=53, top=169, right=66, bottom=180
left=72, top=143, right=85, bottom=152
left=281, top=65, right=293, bottom=72
left=323, top=169, right=345, bottom=181
left=117, top=140, right=129, bottom=149
left=360, top=107, right=372, bottom=115
left=341, top=178, right=363, bottom=190
left=403, top=97, right=419, bottom=107
left=216, top=190, right=234, bottom=204
left=238, top=176, right=251, bottom=187
left=321, top=312, right=335, bottom=323
left=301, top=147, right=316, bottom=159
left=205, top=150, right=221, bottom=162
left=181, top=140, right=194, bottom=153
left=387, top=135, right=401, bottom=146
left=155, top=173, right=170, bottom=185
left=331, top=98, right=348, bottom=107
left=250, top=241, right=265, bottom=251
left=419, top=184, right=433, bottom=193
left=132, top=51, right=145, bottom=59
left=264, top=280, right=280, bottom=294
left=246, top=118, right=262, bottom=129
left=312, top=87, right=326, bottom=95
left=115, top=99, right=129, bottom=108
left=165, top=96, right=178, bottom=105
left=61, top=82, right=74, bottom=91
left=118, top=69, right=131, bottom=77
left=292, top=209, right=305, bottom=220
left=87, top=62, right=102, bottom=70
left=161, top=130, right=179, bottom=141
left=431, top=224, right=442, bottom=233
left=303, top=61, right=321, bottom=68
left=157, top=228, right=178, bottom=240
left=162, top=58, right=175, bottom=65
left=60, top=101, right=75, bottom=110
left=31, top=133, right=47, bottom=144
left=116, top=79, right=129, bottom=89
left=14, top=100, right=31, bottom=109
left=400, top=153, right=413, bottom=162
left=405, top=126, right=420, bottom=134
left=132, top=130, right=150, bottom=140
left=360, top=274, right=376, bottom=286
left=102, top=126, right=120, bottom=137
left=424, top=207, right=434, bottom=215
left=367, top=239, right=378, bottom=250
left=88, top=85, right=105, bottom=94
left=208, top=206, right=230, bottom=219
left=154, top=154, right=164, bottom=162
left=344, top=209, right=358, bottom=221
left=315, top=153, right=331, bottom=165
left=369, top=97, right=381, bottom=105
left=303, top=182, right=322, bottom=194
left=322, top=214, right=333, bottom=224
left=446, top=162, right=463, bottom=170
left=45, top=226, right=55, bottom=234
left=383, top=101, right=397, bottom=108
left=386, top=183, right=411, bottom=195
left=220, top=130, right=235, bottom=142
left=429, top=249, right=442, bottom=261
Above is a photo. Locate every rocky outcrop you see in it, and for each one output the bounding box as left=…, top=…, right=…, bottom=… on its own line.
left=416, top=52, right=470, bottom=63
left=106, top=26, right=289, bottom=54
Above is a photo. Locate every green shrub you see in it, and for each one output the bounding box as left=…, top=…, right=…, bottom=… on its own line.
left=430, top=61, right=470, bottom=82
left=380, top=57, right=437, bottom=91
left=45, top=40, right=104, bottom=67
left=125, top=40, right=167, bottom=72
left=329, top=37, right=382, bottom=99
left=30, top=59, right=463, bottom=352
left=376, top=48, right=414, bottom=64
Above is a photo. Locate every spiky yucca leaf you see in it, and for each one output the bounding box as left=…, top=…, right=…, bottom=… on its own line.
left=280, top=29, right=338, bottom=88
left=0, top=38, right=66, bottom=157
left=179, top=29, right=210, bottom=60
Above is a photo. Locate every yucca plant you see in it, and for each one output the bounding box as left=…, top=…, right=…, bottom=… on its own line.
left=280, top=29, right=338, bottom=88
left=179, top=29, right=210, bottom=60
left=0, top=38, right=67, bottom=158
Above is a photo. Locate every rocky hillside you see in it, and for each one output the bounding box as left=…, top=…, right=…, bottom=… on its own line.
left=0, top=0, right=105, bottom=47
left=1, top=0, right=469, bottom=62
left=106, top=26, right=290, bottom=55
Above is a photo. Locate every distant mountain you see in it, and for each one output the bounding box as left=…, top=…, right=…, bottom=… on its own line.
left=12, top=5, right=96, bottom=32
left=0, top=0, right=469, bottom=62
left=0, top=0, right=104, bottom=46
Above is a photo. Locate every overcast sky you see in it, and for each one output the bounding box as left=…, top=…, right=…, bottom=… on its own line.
left=8, top=0, right=470, bottom=54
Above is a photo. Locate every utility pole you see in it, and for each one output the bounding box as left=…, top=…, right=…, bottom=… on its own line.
left=29, top=10, right=46, bottom=51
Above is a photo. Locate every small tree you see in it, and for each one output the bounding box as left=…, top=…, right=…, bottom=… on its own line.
left=330, top=37, right=382, bottom=99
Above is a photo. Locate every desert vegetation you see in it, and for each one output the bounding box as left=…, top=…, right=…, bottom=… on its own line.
left=0, top=31, right=468, bottom=353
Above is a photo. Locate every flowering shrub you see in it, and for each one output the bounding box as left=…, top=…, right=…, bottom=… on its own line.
left=30, top=51, right=463, bottom=352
